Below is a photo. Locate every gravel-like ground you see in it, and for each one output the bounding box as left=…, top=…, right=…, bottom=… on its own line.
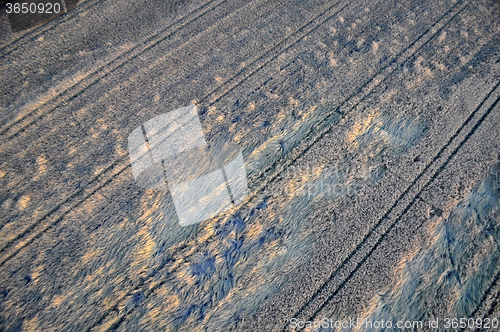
left=1, top=0, right=500, bottom=331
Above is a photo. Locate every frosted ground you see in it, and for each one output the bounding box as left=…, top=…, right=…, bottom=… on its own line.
left=1, top=0, right=500, bottom=330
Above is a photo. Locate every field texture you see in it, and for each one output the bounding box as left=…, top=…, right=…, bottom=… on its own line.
left=1, top=0, right=500, bottom=331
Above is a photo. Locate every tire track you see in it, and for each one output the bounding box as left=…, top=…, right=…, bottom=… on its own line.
left=0, top=0, right=463, bottom=271
left=0, top=1, right=469, bottom=330
left=0, top=0, right=349, bottom=143
left=90, top=1, right=475, bottom=330
left=201, top=0, right=468, bottom=191
left=0, top=0, right=353, bottom=262
left=0, top=0, right=281, bottom=145
left=94, top=77, right=500, bottom=331
left=287, top=78, right=500, bottom=331
left=198, top=0, right=352, bottom=105
left=240, top=0, right=469, bottom=188
left=0, top=0, right=234, bottom=249
left=0, top=0, right=226, bottom=139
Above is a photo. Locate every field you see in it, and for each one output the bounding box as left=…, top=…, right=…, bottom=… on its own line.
left=1, top=0, right=500, bottom=330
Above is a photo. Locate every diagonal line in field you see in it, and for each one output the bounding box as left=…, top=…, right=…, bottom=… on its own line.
left=0, top=0, right=227, bottom=138
left=0, top=3, right=475, bottom=331
left=85, top=1, right=476, bottom=330
left=288, top=79, right=500, bottom=331
left=0, top=0, right=354, bottom=262
left=0, top=0, right=465, bottom=276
